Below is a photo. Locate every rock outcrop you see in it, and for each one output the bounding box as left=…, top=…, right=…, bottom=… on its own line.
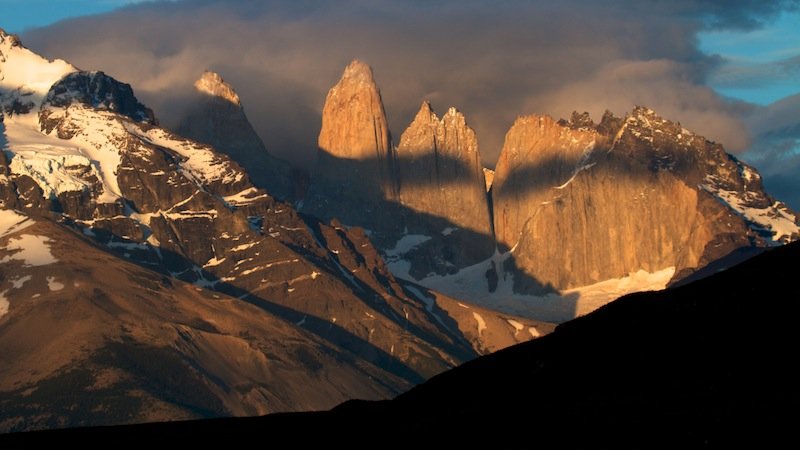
left=301, top=60, right=398, bottom=231
left=492, top=108, right=797, bottom=293
left=396, top=102, right=491, bottom=237
left=393, top=102, right=494, bottom=275
left=303, top=63, right=498, bottom=277
left=177, top=71, right=294, bottom=200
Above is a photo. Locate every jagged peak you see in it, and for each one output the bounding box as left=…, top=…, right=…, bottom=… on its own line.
left=409, top=101, right=472, bottom=132
left=0, top=30, right=77, bottom=112
left=444, top=106, right=461, bottom=118
left=632, top=105, right=658, bottom=117
left=0, top=27, right=20, bottom=47
left=338, top=59, right=377, bottom=86
left=194, top=70, right=241, bottom=106
left=417, top=99, right=434, bottom=115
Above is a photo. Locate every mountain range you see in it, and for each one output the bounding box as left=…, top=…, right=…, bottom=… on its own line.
left=303, top=60, right=798, bottom=321
left=0, top=29, right=546, bottom=432
left=1, top=26, right=798, bottom=434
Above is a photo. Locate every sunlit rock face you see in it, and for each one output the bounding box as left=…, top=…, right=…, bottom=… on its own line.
left=493, top=108, right=796, bottom=294
left=302, top=60, right=399, bottom=231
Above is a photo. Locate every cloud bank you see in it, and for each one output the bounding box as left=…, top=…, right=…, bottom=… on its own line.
left=19, top=0, right=800, bottom=168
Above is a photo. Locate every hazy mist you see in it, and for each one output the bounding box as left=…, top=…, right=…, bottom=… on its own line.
left=20, top=0, right=799, bottom=170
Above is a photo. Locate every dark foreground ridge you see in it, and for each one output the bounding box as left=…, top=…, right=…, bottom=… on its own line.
left=5, top=242, right=799, bottom=445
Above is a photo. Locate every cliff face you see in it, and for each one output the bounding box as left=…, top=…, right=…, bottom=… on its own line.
left=177, top=71, right=294, bottom=200
left=396, top=102, right=490, bottom=237
left=492, top=109, right=794, bottom=293
left=493, top=114, right=601, bottom=252
left=392, top=102, right=494, bottom=273
left=301, top=60, right=398, bottom=230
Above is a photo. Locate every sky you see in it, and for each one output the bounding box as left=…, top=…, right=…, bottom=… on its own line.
left=1, top=0, right=799, bottom=207
left=0, top=0, right=152, bottom=33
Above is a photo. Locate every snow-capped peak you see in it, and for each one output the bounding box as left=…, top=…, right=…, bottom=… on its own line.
left=194, top=71, right=241, bottom=106
left=0, top=31, right=77, bottom=112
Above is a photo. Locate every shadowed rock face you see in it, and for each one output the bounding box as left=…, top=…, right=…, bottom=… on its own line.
left=393, top=101, right=495, bottom=274
left=493, top=114, right=600, bottom=251
left=396, top=102, right=491, bottom=238
left=177, top=71, right=294, bottom=201
left=492, top=108, right=794, bottom=292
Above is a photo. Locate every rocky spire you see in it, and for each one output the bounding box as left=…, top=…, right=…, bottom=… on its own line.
left=317, top=60, right=393, bottom=169
left=302, top=60, right=398, bottom=229
left=396, top=101, right=491, bottom=239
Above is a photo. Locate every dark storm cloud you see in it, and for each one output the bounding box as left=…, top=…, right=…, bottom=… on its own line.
left=742, top=93, right=800, bottom=209
left=19, top=0, right=800, bottom=166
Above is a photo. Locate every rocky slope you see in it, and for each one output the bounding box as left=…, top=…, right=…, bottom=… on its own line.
left=0, top=30, right=547, bottom=431
left=17, top=242, right=799, bottom=445
left=0, top=212, right=402, bottom=431
left=177, top=71, right=294, bottom=201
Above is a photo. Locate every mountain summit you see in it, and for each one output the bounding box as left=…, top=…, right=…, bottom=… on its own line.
left=177, top=70, right=294, bottom=200
left=193, top=70, right=241, bottom=105
left=302, top=60, right=398, bottom=230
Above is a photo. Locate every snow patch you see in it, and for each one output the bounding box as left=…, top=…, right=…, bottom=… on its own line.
left=0, top=290, right=8, bottom=318
left=128, top=126, right=245, bottom=187
left=9, top=275, right=31, bottom=289
left=390, top=248, right=675, bottom=323
left=0, top=209, right=33, bottom=238
left=2, top=107, right=124, bottom=203
left=223, top=187, right=268, bottom=206
left=47, top=276, right=64, bottom=291
left=1, top=234, right=57, bottom=266
left=472, top=312, right=486, bottom=336
left=701, top=182, right=798, bottom=242
left=0, top=35, right=77, bottom=107
left=506, top=319, right=524, bottom=334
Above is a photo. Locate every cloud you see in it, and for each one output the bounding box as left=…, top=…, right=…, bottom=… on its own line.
left=18, top=0, right=800, bottom=167
left=741, top=93, right=800, bottom=209
left=709, top=54, right=800, bottom=90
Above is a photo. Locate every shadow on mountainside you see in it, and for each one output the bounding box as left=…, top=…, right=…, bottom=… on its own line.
left=12, top=241, right=796, bottom=445
left=53, top=219, right=436, bottom=388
